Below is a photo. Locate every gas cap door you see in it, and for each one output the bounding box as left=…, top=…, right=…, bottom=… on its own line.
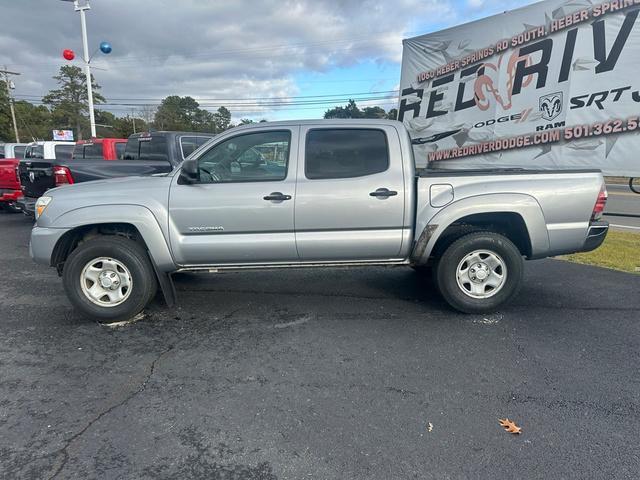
left=430, top=184, right=454, bottom=208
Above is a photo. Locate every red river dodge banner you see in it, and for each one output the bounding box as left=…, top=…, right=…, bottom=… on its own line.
left=399, top=0, right=640, bottom=176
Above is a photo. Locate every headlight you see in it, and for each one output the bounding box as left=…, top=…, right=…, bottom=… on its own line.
left=35, top=196, right=52, bottom=219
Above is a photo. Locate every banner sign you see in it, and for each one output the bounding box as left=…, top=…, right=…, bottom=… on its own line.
left=52, top=129, right=74, bottom=141
left=399, top=0, right=640, bottom=176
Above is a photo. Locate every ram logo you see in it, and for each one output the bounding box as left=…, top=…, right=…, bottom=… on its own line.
left=539, top=92, right=563, bottom=121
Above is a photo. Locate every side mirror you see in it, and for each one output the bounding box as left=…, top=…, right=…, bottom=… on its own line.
left=179, top=158, right=199, bottom=184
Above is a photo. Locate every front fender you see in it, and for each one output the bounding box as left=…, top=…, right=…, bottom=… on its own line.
left=49, top=204, right=175, bottom=271
left=412, top=193, right=550, bottom=263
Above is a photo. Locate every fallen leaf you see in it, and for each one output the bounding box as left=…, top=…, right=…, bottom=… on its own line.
left=498, top=418, right=522, bottom=434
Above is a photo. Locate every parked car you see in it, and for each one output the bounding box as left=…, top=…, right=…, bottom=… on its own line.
left=16, top=141, right=75, bottom=215
left=18, top=132, right=214, bottom=216
left=29, top=120, right=609, bottom=322
left=73, top=138, right=127, bottom=161
left=0, top=143, right=28, bottom=212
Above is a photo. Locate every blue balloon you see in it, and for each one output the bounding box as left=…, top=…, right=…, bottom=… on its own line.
left=99, top=41, right=112, bottom=54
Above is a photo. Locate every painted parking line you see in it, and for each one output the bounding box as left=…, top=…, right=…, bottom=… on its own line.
left=607, top=191, right=640, bottom=198
left=610, top=224, right=640, bottom=230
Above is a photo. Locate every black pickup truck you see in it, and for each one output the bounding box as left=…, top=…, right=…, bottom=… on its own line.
left=18, top=131, right=214, bottom=216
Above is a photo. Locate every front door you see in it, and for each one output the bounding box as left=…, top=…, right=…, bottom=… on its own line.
left=294, top=125, right=406, bottom=261
left=168, top=127, right=299, bottom=266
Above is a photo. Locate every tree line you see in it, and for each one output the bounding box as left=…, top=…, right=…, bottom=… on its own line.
left=1, top=65, right=397, bottom=142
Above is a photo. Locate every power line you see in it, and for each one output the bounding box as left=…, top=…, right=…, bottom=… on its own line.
left=14, top=89, right=397, bottom=103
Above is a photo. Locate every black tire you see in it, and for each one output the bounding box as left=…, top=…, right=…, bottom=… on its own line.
left=435, top=231, right=523, bottom=314
left=4, top=203, right=22, bottom=213
left=411, top=265, right=432, bottom=274
left=630, top=177, right=640, bottom=195
left=63, top=236, right=157, bottom=323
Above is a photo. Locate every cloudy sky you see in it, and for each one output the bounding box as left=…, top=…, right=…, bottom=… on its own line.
left=1, top=0, right=532, bottom=122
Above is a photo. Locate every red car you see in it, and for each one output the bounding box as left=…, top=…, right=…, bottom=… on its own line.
left=0, top=143, right=27, bottom=212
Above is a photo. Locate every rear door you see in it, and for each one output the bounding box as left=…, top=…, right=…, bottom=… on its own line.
left=295, top=125, right=406, bottom=261
left=168, top=127, right=299, bottom=266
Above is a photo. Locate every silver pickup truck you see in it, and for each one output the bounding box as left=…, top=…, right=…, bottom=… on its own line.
left=29, top=120, right=609, bottom=322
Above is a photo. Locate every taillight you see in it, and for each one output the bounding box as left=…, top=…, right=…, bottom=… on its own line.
left=53, top=166, right=74, bottom=186
left=591, top=184, right=607, bottom=221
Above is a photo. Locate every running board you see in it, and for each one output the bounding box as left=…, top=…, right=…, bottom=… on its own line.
left=178, top=259, right=410, bottom=273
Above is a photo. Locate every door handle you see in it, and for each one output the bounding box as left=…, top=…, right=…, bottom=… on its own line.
left=369, top=188, right=398, bottom=198
left=263, top=192, right=292, bottom=201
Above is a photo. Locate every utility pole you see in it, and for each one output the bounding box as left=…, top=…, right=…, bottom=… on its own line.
left=131, top=108, right=136, bottom=134
left=1, top=67, right=21, bottom=143
left=61, top=0, right=96, bottom=138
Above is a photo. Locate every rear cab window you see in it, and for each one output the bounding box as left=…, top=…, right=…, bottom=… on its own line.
left=25, top=145, right=45, bottom=159
left=54, top=145, right=74, bottom=161
left=72, top=143, right=103, bottom=160
left=0, top=146, right=4, bottom=158
left=304, top=128, right=389, bottom=179
left=14, top=146, right=25, bottom=159
left=115, top=142, right=126, bottom=159
left=124, top=134, right=169, bottom=162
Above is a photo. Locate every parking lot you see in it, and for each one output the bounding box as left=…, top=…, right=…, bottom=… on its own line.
left=1, top=211, right=638, bottom=479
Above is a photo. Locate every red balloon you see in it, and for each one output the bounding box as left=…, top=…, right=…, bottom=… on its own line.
left=62, top=49, right=75, bottom=61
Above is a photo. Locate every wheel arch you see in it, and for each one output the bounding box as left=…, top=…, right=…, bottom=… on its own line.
left=49, top=205, right=175, bottom=272
left=48, top=206, right=177, bottom=307
left=411, top=193, right=549, bottom=265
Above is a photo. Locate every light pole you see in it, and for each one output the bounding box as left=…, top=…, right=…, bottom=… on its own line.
left=0, top=67, right=20, bottom=142
left=61, top=0, right=97, bottom=138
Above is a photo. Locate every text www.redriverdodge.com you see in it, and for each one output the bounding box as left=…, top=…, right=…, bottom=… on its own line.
left=427, top=116, right=640, bottom=162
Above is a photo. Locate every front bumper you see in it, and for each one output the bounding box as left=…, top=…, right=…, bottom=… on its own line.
left=16, top=196, right=36, bottom=217
left=581, top=220, right=609, bottom=253
left=29, top=225, right=70, bottom=266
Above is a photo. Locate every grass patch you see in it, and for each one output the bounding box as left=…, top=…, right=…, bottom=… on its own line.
left=560, top=230, right=640, bottom=274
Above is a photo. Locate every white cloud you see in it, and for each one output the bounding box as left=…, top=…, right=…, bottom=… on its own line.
left=0, top=0, right=456, bottom=119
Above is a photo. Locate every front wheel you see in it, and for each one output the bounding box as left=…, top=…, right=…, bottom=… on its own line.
left=435, top=232, right=523, bottom=314
left=63, top=236, right=157, bottom=323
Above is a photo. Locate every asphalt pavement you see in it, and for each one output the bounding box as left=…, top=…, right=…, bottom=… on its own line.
left=604, top=183, right=640, bottom=230
left=0, top=212, right=638, bottom=479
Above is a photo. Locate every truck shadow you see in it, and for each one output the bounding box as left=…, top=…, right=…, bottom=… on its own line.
left=169, top=266, right=452, bottom=314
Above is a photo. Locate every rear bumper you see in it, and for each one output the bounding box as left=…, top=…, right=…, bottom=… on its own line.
left=16, top=196, right=36, bottom=217
left=581, top=220, right=609, bottom=253
left=0, top=189, right=22, bottom=202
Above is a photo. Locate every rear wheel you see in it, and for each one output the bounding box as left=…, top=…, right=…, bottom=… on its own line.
left=63, top=236, right=157, bottom=323
left=435, top=232, right=523, bottom=314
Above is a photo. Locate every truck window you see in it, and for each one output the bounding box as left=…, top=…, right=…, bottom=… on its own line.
left=83, top=143, right=103, bottom=159
left=123, top=136, right=169, bottom=162
left=55, top=145, right=75, bottom=161
left=305, top=129, right=389, bottom=179
left=197, top=130, right=290, bottom=183
left=14, top=146, right=25, bottom=159
left=115, top=142, right=125, bottom=159
left=0, top=146, right=4, bottom=158
left=139, top=136, right=169, bottom=162
left=25, top=145, right=45, bottom=159
left=180, top=136, right=199, bottom=158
